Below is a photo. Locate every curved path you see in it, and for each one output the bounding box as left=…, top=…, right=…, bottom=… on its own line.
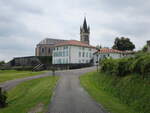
left=47, top=67, right=107, bottom=113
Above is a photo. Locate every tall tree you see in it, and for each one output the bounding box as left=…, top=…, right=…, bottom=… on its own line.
left=112, top=37, right=135, bottom=51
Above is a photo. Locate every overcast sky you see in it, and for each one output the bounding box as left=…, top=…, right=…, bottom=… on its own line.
left=0, top=0, right=150, bottom=61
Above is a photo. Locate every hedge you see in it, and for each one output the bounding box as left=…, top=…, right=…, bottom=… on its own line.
left=100, top=53, right=150, bottom=78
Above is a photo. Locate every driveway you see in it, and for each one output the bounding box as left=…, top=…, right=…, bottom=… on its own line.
left=0, top=66, right=106, bottom=113
left=47, top=66, right=107, bottom=113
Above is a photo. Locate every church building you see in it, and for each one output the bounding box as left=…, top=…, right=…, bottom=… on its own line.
left=35, top=17, right=95, bottom=58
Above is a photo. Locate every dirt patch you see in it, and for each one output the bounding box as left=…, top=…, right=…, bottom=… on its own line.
left=28, top=103, right=44, bottom=113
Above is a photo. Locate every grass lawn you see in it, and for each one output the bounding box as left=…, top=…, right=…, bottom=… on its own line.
left=0, top=76, right=59, bottom=113
left=80, top=71, right=137, bottom=113
left=0, top=70, right=47, bottom=83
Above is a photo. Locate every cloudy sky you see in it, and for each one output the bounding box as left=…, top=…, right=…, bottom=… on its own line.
left=0, top=0, right=150, bottom=61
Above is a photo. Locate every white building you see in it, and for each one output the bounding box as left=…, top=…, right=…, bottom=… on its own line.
left=94, top=48, right=123, bottom=63
left=52, top=40, right=96, bottom=64
left=93, top=48, right=135, bottom=65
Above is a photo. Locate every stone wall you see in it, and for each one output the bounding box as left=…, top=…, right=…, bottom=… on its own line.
left=35, top=44, right=54, bottom=56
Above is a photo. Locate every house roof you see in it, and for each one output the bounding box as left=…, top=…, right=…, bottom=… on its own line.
left=54, top=40, right=96, bottom=49
left=95, top=48, right=135, bottom=54
left=96, top=48, right=123, bottom=54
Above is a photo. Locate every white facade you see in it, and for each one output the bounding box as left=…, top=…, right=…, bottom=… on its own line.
left=94, top=52, right=123, bottom=64
left=93, top=48, right=135, bottom=65
left=52, top=45, right=96, bottom=64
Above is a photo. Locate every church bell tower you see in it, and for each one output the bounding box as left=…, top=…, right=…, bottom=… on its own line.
left=80, top=17, right=90, bottom=45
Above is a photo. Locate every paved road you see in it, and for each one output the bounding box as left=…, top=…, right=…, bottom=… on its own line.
left=47, top=67, right=107, bottom=113
left=0, top=67, right=107, bottom=113
left=0, top=72, right=52, bottom=91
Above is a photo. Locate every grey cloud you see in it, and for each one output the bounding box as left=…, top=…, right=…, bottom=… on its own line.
left=0, top=0, right=150, bottom=61
left=1, top=0, right=43, bottom=14
left=100, top=19, right=150, bottom=37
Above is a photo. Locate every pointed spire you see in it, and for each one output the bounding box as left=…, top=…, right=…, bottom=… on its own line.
left=83, top=17, right=88, bottom=31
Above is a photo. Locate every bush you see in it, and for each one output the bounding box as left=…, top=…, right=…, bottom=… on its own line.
left=100, top=53, right=150, bottom=78
left=101, top=58, right=117, bottom=75
left=0, top=87, right=7, bottom=108
left=101, top=58, right=133, bottom=76
left=116, top=58, right=133, bottom=76
left=131, top=54, right=150, bottom=78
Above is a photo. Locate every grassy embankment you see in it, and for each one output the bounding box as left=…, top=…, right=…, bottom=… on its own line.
left=80, top=71, right=150, bottom=113
left=0, top=70, right=47, bottom=83
left=0, top=76, right=59, bottom=113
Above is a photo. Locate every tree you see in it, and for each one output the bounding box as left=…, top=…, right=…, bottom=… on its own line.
left=96, top=44, right=102, bottom=50
left=0, top=61, right=5, bottom=66
left=142, top=45, right=148, bottom=52
left=112, top=37, right=135, bottom=51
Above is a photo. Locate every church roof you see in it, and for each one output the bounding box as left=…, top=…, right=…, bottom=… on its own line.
left=38, top=38, right=66, bottom=45
left=83, top=17, right=88, bottom=31
left=54, top=40, right=96, bottom=49
left=81, top=17, right=90, bottom=33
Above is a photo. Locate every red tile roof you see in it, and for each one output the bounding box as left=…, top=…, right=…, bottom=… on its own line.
left=54, top=40, right=96, bottom=49
left=96, top=48, right=135, bottom=54
left=97, top=48, right=123, bottom=53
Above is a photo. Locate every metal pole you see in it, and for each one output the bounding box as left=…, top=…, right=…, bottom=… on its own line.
left=97, top=54, right=98, bottom=72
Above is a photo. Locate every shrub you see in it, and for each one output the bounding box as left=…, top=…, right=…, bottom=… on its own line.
left=101, top=58, right=117, bottom=75
left=100, top=53, right=150, bottom=78
left=131, top=54, right=150, bottom=78
left=116, top=58, right=134, bottom=76
left=101, top=58, right=133, bottom=76
left=0, top=87, right=7, bottom=108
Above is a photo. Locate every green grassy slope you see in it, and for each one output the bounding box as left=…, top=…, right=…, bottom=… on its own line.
left=0, top=70, right=46, bottom=83
left=80, top=71, right=150, bottom=113
left=0, top=76, right=59, bottom=113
